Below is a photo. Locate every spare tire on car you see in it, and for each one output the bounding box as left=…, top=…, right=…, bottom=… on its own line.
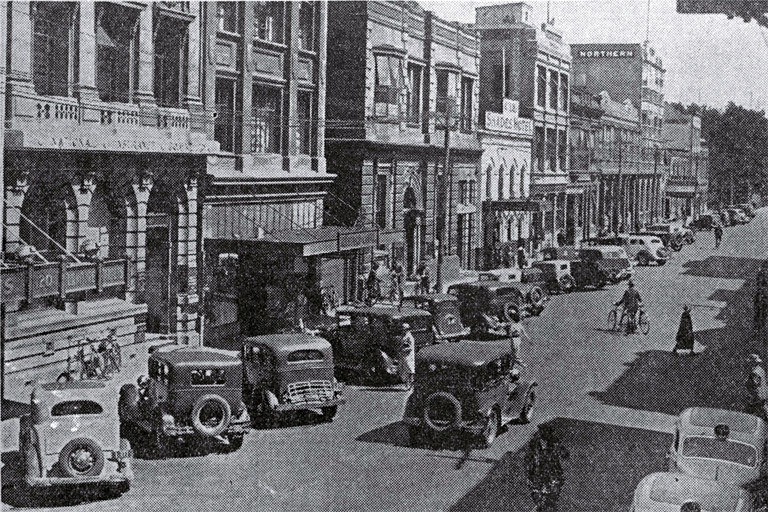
left=527, top=286, right=545, bottom=309
left=423, top=392, right=462, bottom=432
left=59, top=437, right=105, bottom=477
left=503, top=302, right=520, bottom=322
left=191, top=394, right=232, bottom=437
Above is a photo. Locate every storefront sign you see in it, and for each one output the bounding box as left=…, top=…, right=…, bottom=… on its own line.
left=577, top=49, right=635, bottom=58
left=485, top=111, right=533, bottom=136
left=20, top=133, right=216, bottom=154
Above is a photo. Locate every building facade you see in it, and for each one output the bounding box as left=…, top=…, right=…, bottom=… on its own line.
left=571, top=42, right=667, bottom=230
left=200, top=1, right=346, bottom=339
left=325, top=1, right=482, bottom=290
left=476, top=3, right=571, bottom=250
left=662, top=103, right=708, bottom=221
left=2, top=1, right=217, bottom=396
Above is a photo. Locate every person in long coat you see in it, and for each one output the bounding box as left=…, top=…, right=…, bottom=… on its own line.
left=673, top=305, right=695, bottom=355
left=399, top=323, right=416, bottom=390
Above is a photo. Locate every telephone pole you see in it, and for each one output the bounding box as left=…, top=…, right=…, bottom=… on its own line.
left=435, top=100, right=453, bottom=293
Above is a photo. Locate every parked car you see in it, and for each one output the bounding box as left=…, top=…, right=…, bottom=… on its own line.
left=532, top=260, right=576, bottom=294
left=578, top=246, right=633, bottom=283
left=323, top=305, right=434, bottom=385
left=724, top=208, right=750, bottom=225
left=690, top=213, right=720, bottom=231
left=241, top=334, right=346, bottom=426
left=119, top=346, right=251, bottom=456
left=19, top=381, right=132, bottom=495
left=731, top=204, right=756, bottom=218
left=401, top=293, right=471, bottom=343
left=667, top=407, right=767, bottom=487
left=630, top=472, right=754, bottom=512
left=477, top=267, right=544, bottom=285
left=541, top=246, right=581, bottom=262
left=624, top=234, right=670, bottom=266
left=402, top=340, right=537, bottom=448
left=447, top=280, right=545, bottom=328
left=647, top=223, right=695, bottom=246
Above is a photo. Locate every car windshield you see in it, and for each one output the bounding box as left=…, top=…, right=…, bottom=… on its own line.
left=287, top=349, right=324, bottom=363
left=51, top=400, right=103, bottom=416
left=681, top=436, right=758, bottom=467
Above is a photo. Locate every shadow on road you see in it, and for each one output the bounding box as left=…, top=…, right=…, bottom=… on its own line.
left=356, top=421, right=511, bottom=453
left=590, top=255, right=762, bottom=416
left=450, top=417, right=670, bottom=512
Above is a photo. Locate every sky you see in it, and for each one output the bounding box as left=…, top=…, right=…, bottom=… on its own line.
left=423, top=0, right=768, bottom=111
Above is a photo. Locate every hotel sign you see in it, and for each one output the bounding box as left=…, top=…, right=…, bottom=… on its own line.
left=577, top=49, right=635, bottom=58
left=484, top=99, right=533, bottom=136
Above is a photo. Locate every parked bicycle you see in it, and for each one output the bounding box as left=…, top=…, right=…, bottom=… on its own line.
left=57, top=342, right=103, bottom=383
left=98, top=329, right=122, bottom=376
left=607, top=305, right=650, bottom=335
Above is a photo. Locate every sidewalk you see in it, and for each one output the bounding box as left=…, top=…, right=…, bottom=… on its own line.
left=1, top=333, right=170, bottom=453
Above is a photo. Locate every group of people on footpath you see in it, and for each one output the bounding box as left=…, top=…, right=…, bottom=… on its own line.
left=364, top=259, right=431, bottom=305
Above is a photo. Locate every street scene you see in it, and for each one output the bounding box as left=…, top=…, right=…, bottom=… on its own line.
left=3, top=0, right=768, bottom=511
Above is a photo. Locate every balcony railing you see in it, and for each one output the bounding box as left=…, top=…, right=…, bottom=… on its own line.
left=1, top=259, right=128, bottom=304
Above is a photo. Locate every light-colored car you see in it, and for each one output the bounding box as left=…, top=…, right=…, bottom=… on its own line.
left=630, top=472, right=754, bottom=512
left=667, top=407, right=767, bottom=487
left=648, top=223, right=695, bottom=245
left=623, top=234, right=670, bottom=266
left=724, top=209, right=750, bottom=225
left=19, top=381, right=132, bottom=495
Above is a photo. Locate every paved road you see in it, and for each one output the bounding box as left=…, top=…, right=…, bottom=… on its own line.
left=3, top=211, right=767, bottom=512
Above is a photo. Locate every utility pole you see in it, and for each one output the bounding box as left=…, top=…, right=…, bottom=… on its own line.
left=435, top=99, right=453, bottom=294
left=617, top=132, right=624, bottom=232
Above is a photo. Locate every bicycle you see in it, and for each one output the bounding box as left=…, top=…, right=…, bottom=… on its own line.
left=608, top=305, right=650, bottom=335
left=57, top=342, right=104, bottom=383
left=99, top=329, right=122, bottom=376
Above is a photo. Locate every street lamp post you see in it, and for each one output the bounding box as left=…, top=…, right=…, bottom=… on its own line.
left=435, top=99, right=454, bottom=294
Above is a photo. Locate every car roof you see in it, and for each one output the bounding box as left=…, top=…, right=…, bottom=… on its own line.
left=582, top=245, right=627, bottom=254
left=633, top=472, right=745, bottom=512
left=678, top=407, right=765, bottom=443
left=416, top=341, right=509, bottom=367
left=449, top=281, right=523, bottom=291
left=243, top=333, right=332, bottom=353
left=336, top=305, right=432, bottom=319
left=36, top=380, right=115, bottom=404
left=152, top=345, right=242, bottom=367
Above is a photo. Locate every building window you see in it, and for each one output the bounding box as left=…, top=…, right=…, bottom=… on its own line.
left=498, top=166, right=505, bottom=200
left=406, top=63, right=422, bottom=124
left=374, top=54, right=403, bottom=118
left=436, top=69, right=458, bottom=122
left=375, top=174, right=387, bottom=229
left=534, top=127, right=545, bottom=172
left=96, top=3, right=139, bottom=103
left=546, top=128, right=557, bottom=171
left=509, top=166, right=516, bottom=198
left=298, top=2, right=315, bottom=51
left=460, top=77, right=474, bottom=132
left=558, top=130, right=567, bottom=171
left=254, top=1, right=284, bottom=43
left=520, top=164, right=526, bottom=197
left=536, top=65, right=546, bottom=108
left=297, top=91, right=313, bottom=155
left=154, top=17, right=189, bottom=108
left=485, top=165, right=492, bottom=199
left=559, top=73, right=568, bottom=112
left=217, top=2, right=238, bottom=33
left=32, top=2, right=77, bottom=97
left=215, top=78, right=236, bottom=153
left=457, top=214, right=474, bottom=269
left=548, top=70, right=558, bottom=110
left=252, top=85, right=281, bottom=154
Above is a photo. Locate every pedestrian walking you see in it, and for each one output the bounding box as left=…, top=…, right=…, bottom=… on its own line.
left=714, top=224, right=723, bottom=249
left=517, top=246, right=527, bottom=269
left=507, top=310, right=532, bottom=368
left=416, top=263, right=430, bottom=295
left=746, top=354, right=768, bottom=419
left=399, top=323, right=416, bottom=390
left=525, top=423, right=570, bottom=512
left=672, top=305, right=696, bottom=356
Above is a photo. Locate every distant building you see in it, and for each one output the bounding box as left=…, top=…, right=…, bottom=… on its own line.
left=476, top=3, right=571, bottom=249
left=325, top=1, right=483, bottom=289
left=662, top=103, right=707, bottom=220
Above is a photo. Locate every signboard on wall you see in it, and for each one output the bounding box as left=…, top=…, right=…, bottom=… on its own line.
left=485, top=98, right=533, bottom=136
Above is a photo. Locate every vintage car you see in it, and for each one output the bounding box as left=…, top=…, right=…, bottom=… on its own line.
left=322, top=305, right=434, bottom=385
left=401, top=294, right=471, bottom=343
left=402, top=341, right=536, bottom=448
left=242, top=334, right=345, bottom=426
left=541, top=246, right=581, bottom=262
left=646, top=223, right=694, bottom=246
left=624, top=234, right=670, bottom=266
left=723, top=208, right=750, bottom=225
left=19, top=381, right=132, bottom=495
left=447, top=280, right=545, bottom=326
left=531, top=260, right=576, bottom=293
left=630, top=472, right=754, bottom=512
left=733, top=204, right=756, bottom=218
left=579, top=246, right=633, bottom=283
left=667, top=407, right=767, bottom=487
left=119, top=346, right=251, bottom=455
left=690, top=213, right=721, bottom=231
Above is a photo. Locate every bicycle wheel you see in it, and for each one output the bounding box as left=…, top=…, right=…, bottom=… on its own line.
left=607, top=309, right=617, bottom=331
left=618, top=311, right=627, bottom=331
left=638, top=312, right=650, bottom=335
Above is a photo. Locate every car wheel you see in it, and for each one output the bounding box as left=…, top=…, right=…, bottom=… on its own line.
left=519, top=387, right=537, bottom=424
left=321, top=406, right=338, bottom=422
left=191, top=394, right=232, bottom=437
left=503, top=302, right=520, bottom=323
left=637, top=253, right=649, bottom=266
left=58, top=438, right=105, bottom=477
left=559, top=275, right=575, bottom=292
left=657, top=259, right=666, bottom=266
left=423, top=392, right=462, bottom=432
left=479, top=409, right=499, bottom=448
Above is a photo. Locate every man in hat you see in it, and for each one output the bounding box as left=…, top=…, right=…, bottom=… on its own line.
left=746, top=354, right=768, bottom=419
left=673, top=305, right=696, bottom=356
left=615, top=280, right=642, bottom=335
left=525, top=423, right=570, bottom=512
left=399, top=323, right=416, bottom=390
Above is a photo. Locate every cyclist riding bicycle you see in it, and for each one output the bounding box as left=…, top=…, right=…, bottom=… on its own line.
left=615, top=280, right=642, bottom=335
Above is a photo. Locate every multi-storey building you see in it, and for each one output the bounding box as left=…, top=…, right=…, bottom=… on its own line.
left=200, top=1, right=345, bottom=339
left=476, top=3, right=571, bottom=250
left=325, top=1, right=482, bottom=290
left=572, top=42, right=667, bottom=230
left=2, top=1, right=217, bottom=397
left=662, top=103, right=708, bottom=221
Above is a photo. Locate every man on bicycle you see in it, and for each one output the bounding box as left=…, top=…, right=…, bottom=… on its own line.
left=615, top=280, right=642, bottom=335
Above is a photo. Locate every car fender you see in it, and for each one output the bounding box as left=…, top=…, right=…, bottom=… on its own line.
left=507, top=380, right=537, bottom=411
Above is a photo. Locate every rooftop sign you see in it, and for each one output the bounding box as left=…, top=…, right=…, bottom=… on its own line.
left=577, top=49, right=636, bottom=58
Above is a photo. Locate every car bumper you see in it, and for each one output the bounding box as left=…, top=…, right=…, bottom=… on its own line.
left=26, top=473, right=131, bottom=488
left=163, top=418, right=251, bottom=437
left=402, top=416, right=486, bottom=434
left=274, top=396, right=347, bottom=412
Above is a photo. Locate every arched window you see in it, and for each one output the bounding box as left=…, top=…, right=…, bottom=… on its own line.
left=89, top=182, right=127, bottom=260
left=498, top=165, right=505, bottom=200
left=509, top=164, right=517, bottom=199
left=519, top=164, right=527, bottom=198
left=485, top=165, right=492, bottom=199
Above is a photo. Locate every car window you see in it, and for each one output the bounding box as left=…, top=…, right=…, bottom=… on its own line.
left=681, top=436, right=758, bottom=467
left=651, top=238, right=662, bottom=244
left=190, top=368, right=226, bottom=386
left=287, top=349, right=324, bottom=363
left=150, top=359, right=171, bottom=386
left=51, top=400, right=103, bottom=416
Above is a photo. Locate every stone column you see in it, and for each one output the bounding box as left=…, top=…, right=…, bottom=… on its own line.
left=178, top=176, right=200, bottom=346
left=315, top=0, right=328, bottom=174
left=552, top=193, right=558, bottom=246
left=125, top=175, right=152, bottom=304
left=136, top=4, right=157, bottom=125
left=77, top=2, right=99, bottom=102
left=240, top=3, right=255, bottom=155
left=4, top=187, right=26, bottom=253
left=183, top=1, right=205, bottom=131
left=7, top=1, right=34, bottom=93
left=285, top=2, right=300, bottom=169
